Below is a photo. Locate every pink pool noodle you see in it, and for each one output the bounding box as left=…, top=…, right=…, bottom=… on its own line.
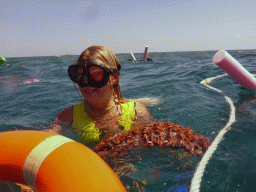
left=143, top=46, right=148, bottom=61
left=212, top=50, right=256, bottom=90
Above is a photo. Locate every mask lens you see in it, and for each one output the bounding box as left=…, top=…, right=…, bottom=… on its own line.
left=68, top=65, right=84, bottom=83
left=88, top=66, right=104, bottom=82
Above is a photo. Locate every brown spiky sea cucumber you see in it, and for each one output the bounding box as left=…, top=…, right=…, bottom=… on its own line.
left=94, top=122, right=212, bottom=159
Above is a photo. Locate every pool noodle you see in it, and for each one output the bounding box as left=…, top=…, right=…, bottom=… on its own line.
left=212, top=50, right=256, bottom=90
left=130, top=53, right=136, bottom=61
left=142, top=46, right=148, bottom=61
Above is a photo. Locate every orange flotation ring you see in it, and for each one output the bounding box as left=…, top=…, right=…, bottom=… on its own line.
left=0, top=130, right=126, bottom=192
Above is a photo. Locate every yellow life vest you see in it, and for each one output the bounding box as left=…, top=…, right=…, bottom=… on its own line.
left=72, top=100, right=136, bottom=145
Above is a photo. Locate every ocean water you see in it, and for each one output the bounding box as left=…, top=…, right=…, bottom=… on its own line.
left=1, top=50, right=256, bottom=191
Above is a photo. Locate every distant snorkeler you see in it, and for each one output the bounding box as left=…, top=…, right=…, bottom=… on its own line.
left=147, top=53, right=153, bottom=61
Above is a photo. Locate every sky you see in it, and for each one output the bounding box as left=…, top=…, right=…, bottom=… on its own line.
left=1, top=0, right=256, bottom=57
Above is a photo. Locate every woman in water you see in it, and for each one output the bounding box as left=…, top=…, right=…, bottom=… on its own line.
left=45, top=45, right=151, bottom=144
left=16, top=45, right=152, bottom=192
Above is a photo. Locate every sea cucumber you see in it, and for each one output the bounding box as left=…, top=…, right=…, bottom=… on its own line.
left=94, top=122, right=212, bottom=159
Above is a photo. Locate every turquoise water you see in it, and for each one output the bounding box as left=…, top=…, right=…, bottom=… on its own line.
left=1, top=50, right=256, bottom=191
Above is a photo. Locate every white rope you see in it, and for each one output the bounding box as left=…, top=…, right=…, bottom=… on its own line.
left=189, top=74, right=236, bottom=192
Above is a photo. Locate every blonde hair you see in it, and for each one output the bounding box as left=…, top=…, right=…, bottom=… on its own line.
left=76, top=45, right=127, bottom=103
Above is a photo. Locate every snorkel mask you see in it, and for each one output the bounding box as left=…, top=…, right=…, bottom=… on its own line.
left=68, top=59, right=120, bottom=88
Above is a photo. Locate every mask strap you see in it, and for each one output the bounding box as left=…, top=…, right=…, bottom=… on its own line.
left=109, top=77, right=122, bottom=116
left=73, top=82, right=84, bottom=99
left=113, top=93, right=122, bottom=116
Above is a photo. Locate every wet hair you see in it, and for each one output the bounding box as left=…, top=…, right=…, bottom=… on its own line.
left=76, top=45, right=125, bottom=103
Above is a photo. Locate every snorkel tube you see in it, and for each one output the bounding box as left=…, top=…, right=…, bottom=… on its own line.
left=130, top=52, right=136, bottom=61
left=0, top=57, right=6, bottom=65
left=142, top=46, right=148, bottom=61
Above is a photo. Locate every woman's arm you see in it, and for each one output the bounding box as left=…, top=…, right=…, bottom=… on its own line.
left=44, top=106, right=73, bottom=134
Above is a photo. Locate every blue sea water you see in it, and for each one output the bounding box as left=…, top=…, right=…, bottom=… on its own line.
left=1, top=50, right=256, bottom=191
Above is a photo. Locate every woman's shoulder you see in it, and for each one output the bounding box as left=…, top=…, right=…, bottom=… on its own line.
left=134, top=101, right=149, bottom=116
left=55, top=106, right=73, bottom=121
left=45, top=106, right=73, bottom=133
left=133, top=101, right=152, bottom=124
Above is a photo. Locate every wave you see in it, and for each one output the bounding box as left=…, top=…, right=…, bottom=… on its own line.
left=238, top=53, right=256, bottom=58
